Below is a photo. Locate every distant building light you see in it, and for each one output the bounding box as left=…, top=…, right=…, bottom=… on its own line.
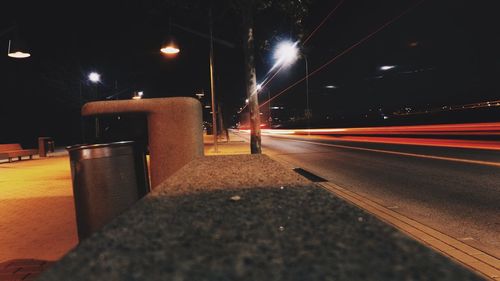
left=256, top=83, right=263, bottom=91
left=325, top=85, right=337, bottom=89
left=245, top=99, right=249, bottom=104
left=138, top=91, right=144, bottom=97
left=204, top=105, right=211, bottom=109
left=380, top=65, right=396, bottom=71
left=383, top=116, right=389, bottom=120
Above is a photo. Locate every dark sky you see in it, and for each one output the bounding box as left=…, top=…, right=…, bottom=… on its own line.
left=1, top=0, right=499, bottom=144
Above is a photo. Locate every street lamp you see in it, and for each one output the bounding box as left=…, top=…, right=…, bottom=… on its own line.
left=1, top=26, right=31, bottom=59
left=160, top=37, right=180, bottom=57
left=88, top=72, right=101, bottom=83
left=273, top=41, right=310, bottom=132
left=85, top=72, right=101, bottom=140
left=160, top=11, right=220, bottom=153
left=7, top=39, right=31, bottom=58
left=272, top=41, right=299, bottom=69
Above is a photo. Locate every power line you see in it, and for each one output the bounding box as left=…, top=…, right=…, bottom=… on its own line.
left=260, top=0, right=426, bottom=109
left=239, top=1, right=346, bottom=113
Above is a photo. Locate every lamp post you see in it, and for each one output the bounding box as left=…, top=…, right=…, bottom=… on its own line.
left=273, top=41, right=311, bottom=132
left=79, top=72, right=101, bottom=141
left=1, top=26, right=31, bottom=59
left=303, top=54, right=311, bottom=134
left=160, top=10, right=225, bottom=153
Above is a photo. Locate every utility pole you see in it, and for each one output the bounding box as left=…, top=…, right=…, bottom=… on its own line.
left=209, top=8, right=218, bottom=153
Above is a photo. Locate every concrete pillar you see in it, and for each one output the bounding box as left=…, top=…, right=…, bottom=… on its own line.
left=82, top=97, right=204, bottom=188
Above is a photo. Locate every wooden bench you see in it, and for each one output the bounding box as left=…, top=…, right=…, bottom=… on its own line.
left=0, top=144, right=38, bottom=162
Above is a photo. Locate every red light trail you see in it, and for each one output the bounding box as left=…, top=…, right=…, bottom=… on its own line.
left=256, top=122, right=500, bottom=151
left=302, top=0, right=345, bottom=45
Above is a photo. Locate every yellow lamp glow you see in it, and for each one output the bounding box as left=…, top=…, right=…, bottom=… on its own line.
left=8, top=51, right=31, bottom=58
left=7, top=39, right=31, bottom=59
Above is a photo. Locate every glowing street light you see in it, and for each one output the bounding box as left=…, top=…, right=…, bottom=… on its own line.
left=88, top=72, right=101, bottom=83
left=273, top=40, right=310, bottom=133
left=7, top=40, right=30, bottom=58
left=160, top=14, right=219, bottom=152
left=160, top=39, right=180, bottom=57
left=272, top=41, right=299, bottom=70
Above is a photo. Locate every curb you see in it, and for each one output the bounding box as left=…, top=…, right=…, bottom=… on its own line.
left=319, top=182, right=500, bottom=280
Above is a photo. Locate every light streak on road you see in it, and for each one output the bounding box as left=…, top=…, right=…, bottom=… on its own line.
left=248, top=122, right=500, bottom=151
left=261, top=122, right=500, bottom=135
left=267, top=138, right=500, bottom=167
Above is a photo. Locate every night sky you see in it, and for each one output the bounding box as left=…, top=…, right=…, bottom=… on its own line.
left=1, top=0, right=499, bottom=145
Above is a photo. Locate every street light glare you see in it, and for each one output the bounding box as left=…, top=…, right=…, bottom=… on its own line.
left=88, top=72, right=101, bottom=83
left=256, top=83, right=263, bottom=91
left=7, top=40, right=31, bottom=59
left=8, top=51, right=31, bottom=59
left=161, top=45, right=180, bottom=56
left=273, top=41, right=299, bottom=69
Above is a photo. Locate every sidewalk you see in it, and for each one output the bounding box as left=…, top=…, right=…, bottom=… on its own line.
left=204, top=130, right=250, bottom=155
left=0, top=134, right=249, bottom=261
left=0, top=136, right=251, bottom=280
left=0, top=151, right=77, bottom=280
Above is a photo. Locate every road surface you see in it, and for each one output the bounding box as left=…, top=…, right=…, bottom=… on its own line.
left=256, top=133, right=500, bottom=258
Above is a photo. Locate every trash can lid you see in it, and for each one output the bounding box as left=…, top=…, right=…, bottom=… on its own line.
left=66, top=141, right=137, bottom=160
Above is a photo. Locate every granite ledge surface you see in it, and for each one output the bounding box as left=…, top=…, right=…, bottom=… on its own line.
left=38, top=154, right=483, bottom=280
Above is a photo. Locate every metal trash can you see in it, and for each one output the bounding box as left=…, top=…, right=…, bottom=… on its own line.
left=38, top=137, right=55, bottom=157
left=67, top=141, right=150, bottom=241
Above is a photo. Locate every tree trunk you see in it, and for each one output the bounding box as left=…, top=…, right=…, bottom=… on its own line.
left=242, top=5, right=261, bottom=154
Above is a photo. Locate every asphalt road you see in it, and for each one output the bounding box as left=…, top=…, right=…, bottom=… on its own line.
left=260, top=134, right=500, bottom=258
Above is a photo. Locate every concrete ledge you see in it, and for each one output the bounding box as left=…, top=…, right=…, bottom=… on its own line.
left=82, top=97, right=204, bottom=187
left=38, top=155, right=483, bottom=280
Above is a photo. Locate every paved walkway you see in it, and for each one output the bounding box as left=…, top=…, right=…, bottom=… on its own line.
left=0, top=152, right=77, bottom=280
left=203, top=131, right=250, bottom=155
left=0, top=152, right=78, bottom=264
left=0, top=133, right=250, bottom=279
